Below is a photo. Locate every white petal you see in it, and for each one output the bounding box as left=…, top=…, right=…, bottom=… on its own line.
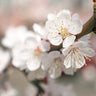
left=63, top=35, right=76, bottom=48
left=27, top=56, right=41, bottom=71
left=72, top=13, right=79, bottom=20
left=73, top=41, right=89, bottom=49
left=33, top=23, right=44, bottom=36
left=12, top=58, right=27, bottom=70
left=79, top=34, right=89, bottom=42
left=80, top=47, right=95, bottom=57
left=2, top=38, right=15, bottom=48
left=62, top=47, right=72, bottom=56
left=64, top=67, right=74, bottom=76
left=64, top=53, right=72, bottom=68
left=49, top=66, right=61, bottom=79
left=69, top=19, right=83, bottom=35
left=40, top=40, right=50, bottom=52
left=74, top=51, right=85, bottom=68
left=46, top=21, right=57, bottom=32
left=48, top=34, right=62, bottom=46
left=48, top=51, right=61, bottom=59
left=57, top=10, right=71, bottom=20
left=24, top=38, right=38, bottom=49
left=47, top=13, right=56, bottom=20
left=41, top=51, right=61, bottom=70
left=41, top=53, right=51, bottom=70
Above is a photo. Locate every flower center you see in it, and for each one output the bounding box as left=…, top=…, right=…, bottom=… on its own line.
left=59, top=27, right=71, bottom=39
left=33, top=47, right=42, bottom=56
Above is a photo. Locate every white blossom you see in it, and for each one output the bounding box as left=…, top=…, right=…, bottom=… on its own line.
left=33, top=23, right=48, bottom=39
left=41, top=51, right=74, bottom=79
left=46, top=10, right=83, bottom=46
left=2, top=26, right=35, bottom=48
left=12, top=36, right=50, bottom=71
left=0, top=48, right=10, bottom=73
left=62, top=40, right=95, bottom=69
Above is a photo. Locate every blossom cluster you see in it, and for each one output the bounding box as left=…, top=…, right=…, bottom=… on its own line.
left=0, top=9, right=95, bottom=80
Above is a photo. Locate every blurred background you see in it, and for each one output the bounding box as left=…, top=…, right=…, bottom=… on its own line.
left=0, top=0, right=93, bottom=35
left=0, top=0, right=96, bottom=96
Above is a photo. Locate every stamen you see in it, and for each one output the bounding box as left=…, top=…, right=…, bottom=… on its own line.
left=73, top=27, right=75, bottom=29
left=49, top=27, right=51, bottom=29
left=55, top=32, right=57, bottom=34
left=51, top=32, right=53, bottom=34
left=52, top=20, right=55, bottom=22
left=87, top=49, right=89, bottom=51
left=57, top=17, right=59, bottom=19
left=66, top=17, right=68, bottom=19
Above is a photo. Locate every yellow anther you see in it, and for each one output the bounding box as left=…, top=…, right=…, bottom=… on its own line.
left=62, top=20, right=63, bottom=23
left=61, top=26, right=64, bottom=31
left=55, top=32, right=57, bottom=34
left=56, top=28, right=59, bottom=30
left=89, top=52, right=92, bottom=54
left=66, top=17, right=68, bottom=19
left=57, top=17, right=59, bottom=19
left=51, top=32, right=53, bottom=34
left=87, top=49, right=89, bottom=51
left=64, top=28, right=66, bottom=30
left=52, top=20, right=55, bottom=22
left=73, top=27, right=75, bottom=29
left=68, top=25, right=70, bottom=27
left=49, top=27, right=51, bottom=29
left=71, top=19, right=72, bottom=21
left=55, top=25, right=57, bottom=27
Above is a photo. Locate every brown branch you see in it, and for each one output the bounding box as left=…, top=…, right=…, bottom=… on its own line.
left=76, top=15, right=95, bottom=39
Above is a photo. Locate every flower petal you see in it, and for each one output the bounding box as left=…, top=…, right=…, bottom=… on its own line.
left=12, top=58, right=27, bottom=70
left=80, top=47, right=95, bottom=57
left=72, top=13, right=79, bottom=20
left=63, top=67, right=74, bottom=76
left=74, top=51, right=85, bottom=68
left=40, top=40, right=50, bottom=52
left=74, top=41, right=89, bottom=49
left=69, top=19, right=83, bottom=35
left=48, top=51, right=61, bottom=59
left=41, top=53, right=51, bottom=70
left=62, top=46, right=72, bottom=56
left=64, top=53, right=72, bottom=68
left=47, top=13, right=56, bottom=20
left=33, top=23, right=45, bottom=36
left=48, top=34, right=62, bottom=46
left=46, top=21, right=57, bottom=32
left=63, top=35, right=76, bottom=48
left=57, top=10, right=71, bottom=20
left=27, top=56, right=41, bottom=71
left=49, top=66, right=61, bottom=79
